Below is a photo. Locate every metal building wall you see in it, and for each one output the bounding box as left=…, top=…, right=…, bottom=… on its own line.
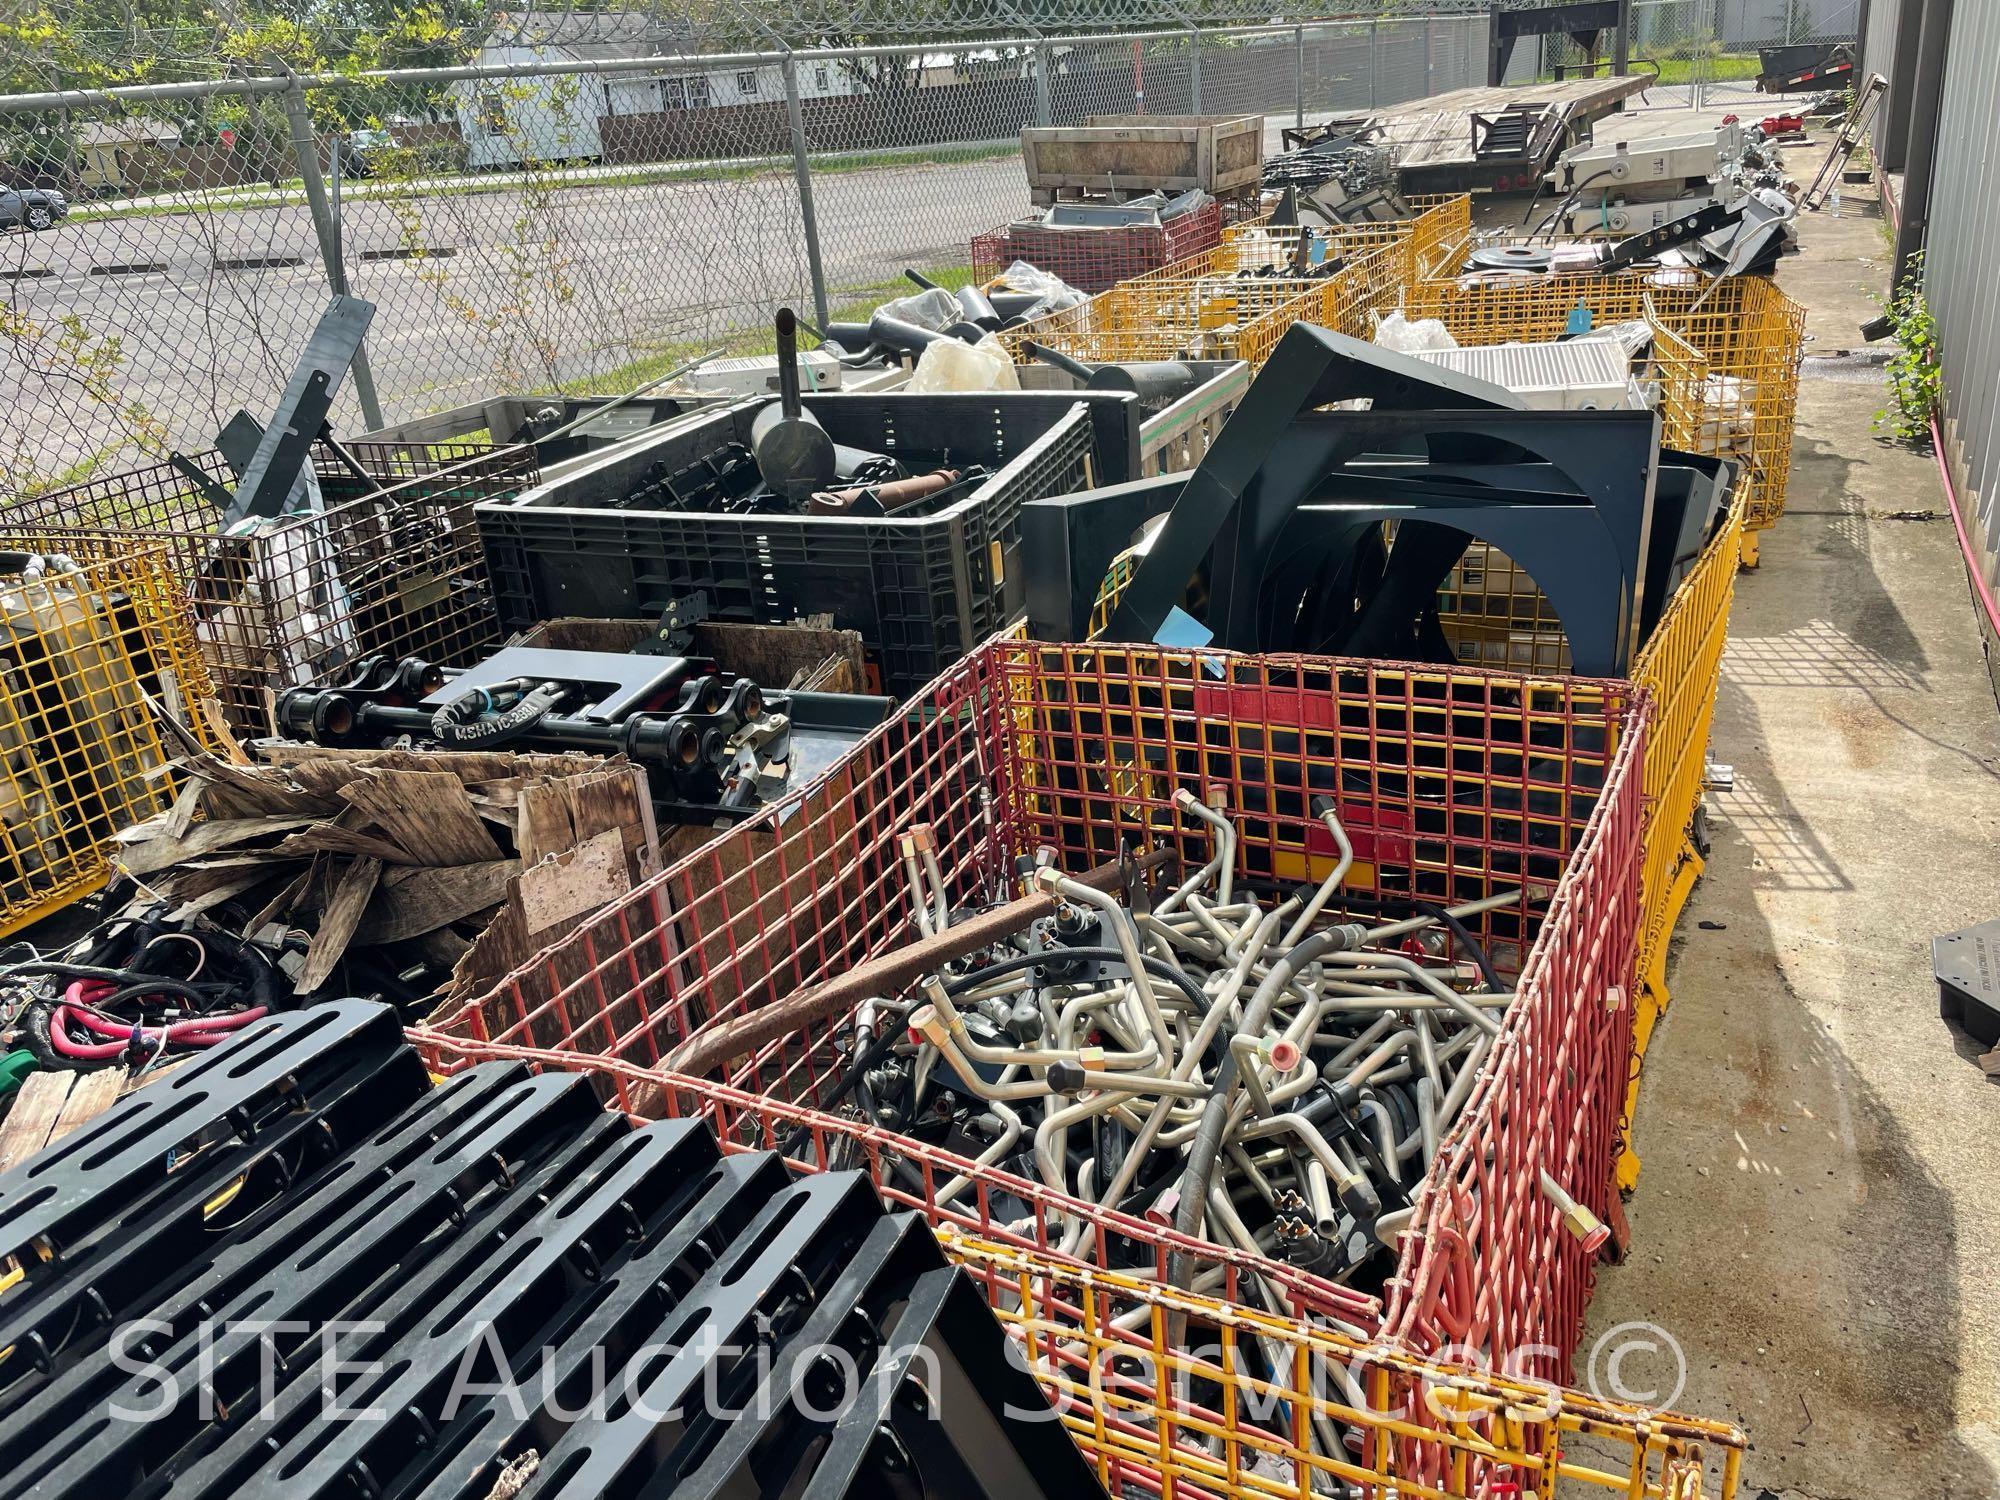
left=1903, top=0, right=2000, bottom=665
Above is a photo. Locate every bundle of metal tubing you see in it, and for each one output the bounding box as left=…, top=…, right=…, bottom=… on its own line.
left=833, top=786, right=1605, bottom=1322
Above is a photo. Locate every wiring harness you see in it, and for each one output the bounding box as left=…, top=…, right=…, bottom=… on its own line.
left=0, top=898, right=290, bottom=1073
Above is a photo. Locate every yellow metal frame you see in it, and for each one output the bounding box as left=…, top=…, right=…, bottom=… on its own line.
left=1000, top=196, right=1471, bottom=369
left=0, top=547, right=226, bottom=937
left=1431, top=493, right=1748, bottom=1188
left=943, top=1233, right=1746, bottom=1500
left=1617, top=489, right=1747, bottom=1187
left=1401, top=260, right=1805, bottom=536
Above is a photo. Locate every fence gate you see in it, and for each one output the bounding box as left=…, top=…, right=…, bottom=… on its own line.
left=1623, top=0, right=1714, bottom=109
left=1698, top=0, right=1864, bottom=109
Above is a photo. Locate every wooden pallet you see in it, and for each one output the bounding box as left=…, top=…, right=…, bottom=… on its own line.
left=0, top=1063, right=182, bottom=1173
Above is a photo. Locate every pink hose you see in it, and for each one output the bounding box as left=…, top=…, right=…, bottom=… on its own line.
left=1931, top=414, right=2000, bottom=643
left=49, top=979, right=269, bottom=1061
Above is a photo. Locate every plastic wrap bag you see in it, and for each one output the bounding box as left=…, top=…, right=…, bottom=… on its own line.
left=875, top=286, right=965, bottom=333
left=1372, top=309, right=1458, bottom=354
left=988, top=260, right=1089, bottom=319
left=907, top=335, right=1023, bottom=393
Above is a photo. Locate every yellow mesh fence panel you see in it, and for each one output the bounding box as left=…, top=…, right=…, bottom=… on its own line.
left=0, top=548, right=226, bottom=936
left=943, top=1234, right=1746, bottom=1500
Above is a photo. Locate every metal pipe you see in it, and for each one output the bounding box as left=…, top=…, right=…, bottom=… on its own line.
left=1175, top=789, right=1237, bottom=904
left=1281, top=802, right=1354, bottom=948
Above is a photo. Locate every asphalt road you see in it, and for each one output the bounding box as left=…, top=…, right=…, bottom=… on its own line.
left=2, top=101, right=1721, bottom=480
left=1, top=150, right=1032, bottom=477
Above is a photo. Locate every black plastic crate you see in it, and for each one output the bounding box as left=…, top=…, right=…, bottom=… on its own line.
left=478, top=391, right=1139, bottom=695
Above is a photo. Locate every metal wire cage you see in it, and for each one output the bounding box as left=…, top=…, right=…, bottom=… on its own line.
left=0, top=548, right=226, bottom=937
left=998, top=197, right=1469, bottom=368
left=418, top=636, right=1650, bottom=1369
left=0, top=442, right=540, bottom=737
left=1401, top=261, right=1806, bottom=536
left=943, top=1234, right=1746, bottom=1500
left=972, top=199, right=1228, bottom=294
left=1424, top=389, right=1750, bottom=1189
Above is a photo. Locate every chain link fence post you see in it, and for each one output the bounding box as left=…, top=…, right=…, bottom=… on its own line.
left=1034, top=39, right=1053, bottom=126
left=781, top=51, right=831, bottom=333
left=1370, top=20, right=1380, bottom=108
left=282, top=76, right=384, bottom=430
left=1294, top=26, right=1306, bottom=127
left=1187, top=30, right=1202, bottom=112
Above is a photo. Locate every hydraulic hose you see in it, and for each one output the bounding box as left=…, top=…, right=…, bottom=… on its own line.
left=1169, top=923, right=1364, bottom=1282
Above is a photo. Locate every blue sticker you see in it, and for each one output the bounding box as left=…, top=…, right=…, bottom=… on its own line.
left=1153, top=605, right=1214, bottom=649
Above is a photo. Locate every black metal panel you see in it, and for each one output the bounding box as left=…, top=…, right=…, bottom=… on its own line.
left=0, top=1006, right=1100, bottom=1500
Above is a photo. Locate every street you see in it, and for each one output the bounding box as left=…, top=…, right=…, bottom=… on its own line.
left=2, top=150, right=1031, bottom=478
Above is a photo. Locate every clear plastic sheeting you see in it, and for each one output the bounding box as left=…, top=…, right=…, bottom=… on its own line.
left=907, top=337, right=1023, bottom=394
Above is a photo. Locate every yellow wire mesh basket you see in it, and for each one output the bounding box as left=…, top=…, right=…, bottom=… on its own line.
left=1000, top=197, right=1471, bottom=369
left=0, top=547, right=226, bottom=937
left=1401, top=259, right=1804, bottom=534
left=944, top=1233, right=1746, bottom=1500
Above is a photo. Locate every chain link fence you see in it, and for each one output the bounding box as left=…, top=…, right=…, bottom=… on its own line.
left=0, top=4, right=1837, bottom=495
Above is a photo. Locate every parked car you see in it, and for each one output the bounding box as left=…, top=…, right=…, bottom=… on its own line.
left=341, top=128, right=396, bottom=177
left=0, top=187, right=68, bottom=232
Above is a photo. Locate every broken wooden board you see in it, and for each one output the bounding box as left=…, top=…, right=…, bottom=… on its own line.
left=104, top=743, right=661, bottom=1011
left=0, top=1063, right=186, bottom=1172
left=338, top=769, right=504, bottom=866
left=353, top=860, right=518, bottom=946
left=116, top=813, right=322, bottom=875
left=433, top=763, right=656, bottom=1032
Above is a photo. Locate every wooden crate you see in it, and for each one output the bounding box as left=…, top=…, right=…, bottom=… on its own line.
left=1020, top=113, right=1264, bottom=202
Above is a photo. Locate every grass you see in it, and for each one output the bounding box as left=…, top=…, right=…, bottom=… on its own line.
left=432, top=259, right=979, bottom=407
left=1646, top=52, right=1766, bottom=86
left=71, top=139, right=1019, bottom=224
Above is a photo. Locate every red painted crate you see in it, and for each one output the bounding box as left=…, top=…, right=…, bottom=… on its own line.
left=971, top=199, right=1224, bottom=292
left=417, top=637, right=1648, bottom=1368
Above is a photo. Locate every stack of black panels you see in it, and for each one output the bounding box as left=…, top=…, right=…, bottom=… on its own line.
left=0, top=1002, right=1104, bottom=1500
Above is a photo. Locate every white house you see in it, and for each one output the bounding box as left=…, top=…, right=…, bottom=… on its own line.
left=454, top=10, right=865, bottom=169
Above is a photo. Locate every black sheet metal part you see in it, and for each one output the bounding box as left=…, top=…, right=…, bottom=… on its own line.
left=1023, top=472, right=1186, bottom=641
left=340, top=1148, right=797, bottom=1500
left=663, top=1213, right=946, bottom=1500
left=1935, top=919, right=2000, bottom=1048
left=1265, top=491, right=1632, bottom=674
left=1102, top=325, right=1661, bottom=665
left=480, top=1170, right=891, bottom=1498
left=804, top=1266, right=1110, bottom=1500
left=1599, top=200, right=1740, bottom=271
left=1381, top=448, right=1733, bottom=640
left=1101, top=323, right=1525, bottom=646
left=172, top=1116, right=742, bottom=1500
left=763, top=1239, right=1100, bottom=1500
left=226, top=295, right=376, bottom=529
left=1640, top=450, right=1733, bottom=630
left=0, top=1066, right=613, bottom=1496
left=0, top=1001, right=410, bottom=1269
left=1249, top=408, right=1665, bottom=675
left=1028, top=442, right=1702, bottom=677
left=0, top=1036, right=422, bottom=1417
left=0, top=1009, right=1108, bottom=1500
